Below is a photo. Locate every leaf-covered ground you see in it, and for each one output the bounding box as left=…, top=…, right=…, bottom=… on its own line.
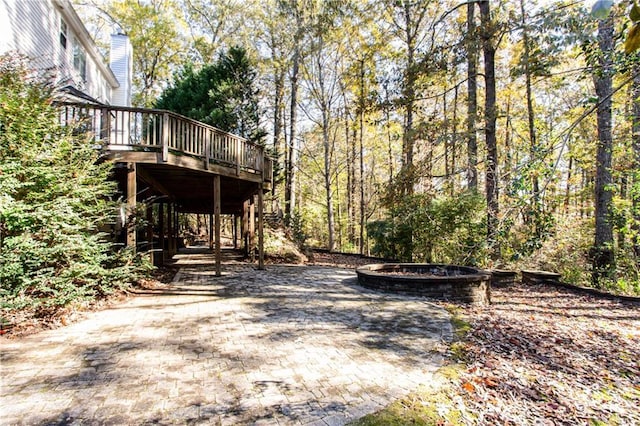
left=318, top=252, right=640, bottom=425
left=445, top=283, right=640, bottom=425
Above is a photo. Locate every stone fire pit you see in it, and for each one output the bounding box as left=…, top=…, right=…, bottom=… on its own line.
left=356, top=263, right=491, bottom=305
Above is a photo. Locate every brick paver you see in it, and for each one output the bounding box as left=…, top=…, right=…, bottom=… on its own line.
left=1, top=250, right=452, bottom=425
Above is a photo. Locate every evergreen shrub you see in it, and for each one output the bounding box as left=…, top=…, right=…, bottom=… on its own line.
left=0, top=54, right=147, bottom=316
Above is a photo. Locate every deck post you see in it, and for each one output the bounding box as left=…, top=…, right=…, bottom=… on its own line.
left=242, top=200, right=249, bottom=257
left=214, top=175, right=221, bottom=276
left=174, top=208, right=179, bottom=253
left=249, top=196, right=256, bottom=262
left=126, top=162, right=137, bottom=250
left=158, top=202, right=165, bottom=264
left=258, top=188, right=265, bottom=270
left=146, top=201, right=154, bottom=263
left=209, top=213, right=214, bottom=250
left=233, top=214, right=238, bottom=249
left=167, top=203, right=174, bottom=256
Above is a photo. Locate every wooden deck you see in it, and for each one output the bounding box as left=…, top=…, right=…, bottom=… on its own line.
left=58, top=102, right=271, bottom=271
left=59, top=103, right=272, bottom=186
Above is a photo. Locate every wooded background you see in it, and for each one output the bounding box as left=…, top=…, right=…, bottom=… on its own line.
left=76, top=0, right=640, bottom=292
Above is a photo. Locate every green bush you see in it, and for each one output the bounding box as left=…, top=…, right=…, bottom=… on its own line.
left=0, top=54, right=145, bottom=314
left=368, top=191, right=487, bottom=265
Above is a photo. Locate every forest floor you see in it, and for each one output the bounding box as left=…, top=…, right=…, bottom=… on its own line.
left=311, top=252, right=640, bottom=425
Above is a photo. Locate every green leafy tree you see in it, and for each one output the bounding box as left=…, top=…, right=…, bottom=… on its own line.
left=76, top=0, right=187, bottom=107
left=0, top=55, right=142, bottom=315
left=156, top=46, right=264, bottom=142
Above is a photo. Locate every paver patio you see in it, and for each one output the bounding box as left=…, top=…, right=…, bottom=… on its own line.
left=1, top=249, right=453, bottom=425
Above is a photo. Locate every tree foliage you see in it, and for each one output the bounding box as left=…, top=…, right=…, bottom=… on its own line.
left=368, top=191, right=486, bottom=265
left=0, top=55, right=144, bottom=313
left=75, top=0, right=640, bottom=295
left=156, top=46, right=264, bottom=142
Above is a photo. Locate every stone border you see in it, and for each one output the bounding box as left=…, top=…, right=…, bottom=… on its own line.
left=356, top=263, right=492, bottom=305
left=490, top=269, right=519, bottom=287
left=508, top=269, right=640, bottom=304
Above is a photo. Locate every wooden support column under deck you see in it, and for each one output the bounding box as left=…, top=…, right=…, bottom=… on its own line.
left=214, top=175, right=221, bottom=276
left=258, top=189, right=265, bottom=270
left=146, top=201, right=153, bottom=263
left=233, top=214, right=238, bottom=250
left=209, top=213, right=214, bottom=250
left=242, top=200, right=250, bottom=257
left=158, top=202, right=165, bottom=265
left=126, top=162, right=137, bottom=250
left=167, top=202, right=173, bottom=257
left=174, top=209, right=179, bottom=252
left=249, top=196, right=256, bottom=262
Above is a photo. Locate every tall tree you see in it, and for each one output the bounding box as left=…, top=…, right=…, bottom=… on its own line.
left=386, top=0, right=431, bottom=196
left=466, top=1, right=478, bottom=191
left=479, top=0, right=500, bottom=259
left=180, top=0, right=249, bottom=62
left=253, top=1, right=292, bottom=200
left=78, top=0, right=186, bottom=107
left=633, top=68, right=640, bottom=263
left=280, top=0, right=313, bottom=221
left=591, top=12, right=616, bottom=286
left=156, top=47, right=263, bottom=141
left=302, top=35, right=342, bottom=251
left=519, top=0, right=541, bottom=227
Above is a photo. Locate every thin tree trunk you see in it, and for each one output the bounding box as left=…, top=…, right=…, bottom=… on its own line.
left=451, top=85, right=459, bottom=196
left=285, top=41, right=300, bottom=221
left=519, top=0, right=541, bottom=235
left=359, top=59, right=366, bottom=254
left=273, top=64, right=285, bottom=201
left=592, top=15, right=616, bottom=286
left=564, top=156, right=573, bottom=216
left=345, top=104, right=355, bottom=246
left=321, top=100, right=335, bottom=252
left=504, top=94, right=513, bottom=184
left=400, top=3, right=417, bottom=197
left=384, top=84, right=394, bottom=185
left=466, top=1, right=478, bottom=191
left=479, top=0, right=500, bottom=260
left=632, top=68, right=640, bottom=262
left=444, top=90, right=450, bottom=191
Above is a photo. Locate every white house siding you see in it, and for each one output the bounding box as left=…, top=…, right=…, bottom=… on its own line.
left=0, top=0, right=118, bottom=105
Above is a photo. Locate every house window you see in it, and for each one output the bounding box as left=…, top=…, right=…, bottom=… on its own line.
left=60, top=19, right=67, bottom=49
left=72, top=38, right=86, bottom=80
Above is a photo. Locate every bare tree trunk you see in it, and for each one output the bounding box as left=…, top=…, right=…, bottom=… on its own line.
left=451, top=85, right=459, bottom=196
left=359, top=60, right=366, bottom=254
left=345, top=104, right=355, bottom=246
left=466, top=1, right=478, bottom=191
left=592, top=15, right=616, bottom=287
left=384, top=83, right=394, bottom=185
left=285, top=40, right=300, bottom=222
left=504, top=94, right=513, bottom=184
left=632, top=69, right=640, bottom=262
left=519, top=0, right=541, bottom=235
left=399, top=2, right=417, bottom=197
left=479, top=0, right=500, bottom=260
left=444, top=90, right=450, bottom=192
left=273, top=65, right=285, bottom=201
left=323, top=118, right=335, bottom=252
left=564, top=156, right=573, bottom=216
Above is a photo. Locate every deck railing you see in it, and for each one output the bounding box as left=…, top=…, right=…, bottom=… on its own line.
left=58, top=103, right=272, bottom=181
